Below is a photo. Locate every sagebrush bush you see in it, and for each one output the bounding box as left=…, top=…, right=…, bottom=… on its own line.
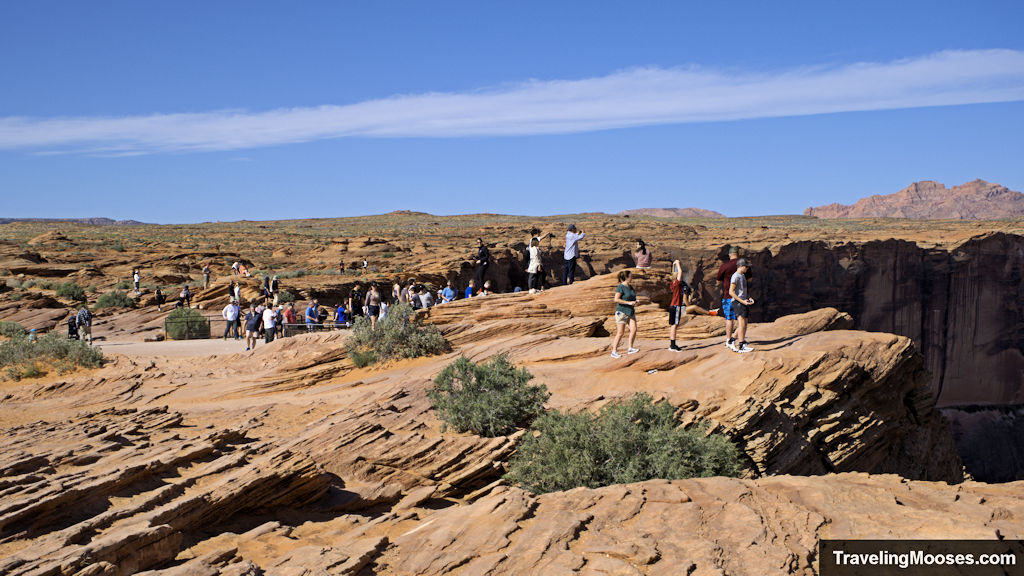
left=164, top=307, right=210, bottom=340
left=0, top=331, right=103, bottom=380
left=506, top=393, right=743, bottom=494
left=0, top=321, right=26, bottom=338
left=55, top=282, right=86, bottom=301
left=277, top=289, right=296, bottom=303
left=96, top=290, right=135, bottom=309
left=428, top=354, right=550, bottom=437
left=346, top=303, right=448, bottom=365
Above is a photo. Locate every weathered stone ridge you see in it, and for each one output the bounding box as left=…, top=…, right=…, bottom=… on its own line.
left=805, top=179, right=1024, bottom=220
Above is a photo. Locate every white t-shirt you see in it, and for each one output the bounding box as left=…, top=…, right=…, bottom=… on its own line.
left=262, top=308, right=277, bottom=329
left=527, top=245, right=542, bottom=273
left=222, top=304, right=239, bottom=322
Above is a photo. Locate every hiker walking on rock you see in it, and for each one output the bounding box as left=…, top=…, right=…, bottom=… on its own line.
left=609, top=270, right=638, bottom=358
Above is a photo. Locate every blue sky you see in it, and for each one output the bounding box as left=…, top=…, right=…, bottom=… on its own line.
left=2, top=2, right=1023, bottom=223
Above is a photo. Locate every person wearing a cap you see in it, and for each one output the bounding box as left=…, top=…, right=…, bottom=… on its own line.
left=716, top=245, right=742, bottom=350
left=563, top=224, right=586, bottom=285
left=729, top=259, right=755, bottom=353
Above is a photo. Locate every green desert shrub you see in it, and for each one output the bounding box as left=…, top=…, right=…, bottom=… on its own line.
left=55, top=282, right=86, bottom=301
left=345, top=303, right=448, bottom=366
left=276, top=289, right=296, bottom=303
left=506, top=393, right=744, bottom=494
left=96, top=290, right=136, bottom=309
left=0, top=332, right=103, bottom=381
left=0, top=321, right=26, bottom=338
left=428, top=354, right=549, bottom=437
left=164, top=307, right=210, bottom=340
left=350, top=349, right=378, bottom=368
left=277, top=269, right=307, bottom=279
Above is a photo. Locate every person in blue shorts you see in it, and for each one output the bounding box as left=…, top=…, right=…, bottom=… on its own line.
left=716, top=246, right=741, bottom=350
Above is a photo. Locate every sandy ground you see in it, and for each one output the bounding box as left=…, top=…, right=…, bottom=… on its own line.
left=98, top=338, right=253, bottom=358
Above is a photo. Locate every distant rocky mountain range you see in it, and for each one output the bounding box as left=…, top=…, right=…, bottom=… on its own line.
left=619, top=207, right=725, bottom=218
left=0, top=217, right=148, bottom=226
left=805, top=180, right=1024, bottom=220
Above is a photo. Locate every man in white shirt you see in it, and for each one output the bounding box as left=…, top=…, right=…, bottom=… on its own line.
left=262, top=304, right=277, bottom=344
left=222, top=300, right=240, bottom=340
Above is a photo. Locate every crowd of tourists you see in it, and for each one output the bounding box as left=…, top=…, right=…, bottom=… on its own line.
left=79, top=227, right=756, bottom=356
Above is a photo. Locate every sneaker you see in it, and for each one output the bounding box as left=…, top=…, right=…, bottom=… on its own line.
left=627, top=347, right=640, bottom=354
left=610, top=350, right=622, bottom=359
left=669, top=344, right=682, bottom=352
left=245, top=347, right=250, bottom=351
left=726, top=340, right=737, bottom=352
left=737, top=343, right=754, bottom=353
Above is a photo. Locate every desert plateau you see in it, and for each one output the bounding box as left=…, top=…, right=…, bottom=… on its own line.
left=0, top=203, right=1022, bottom=575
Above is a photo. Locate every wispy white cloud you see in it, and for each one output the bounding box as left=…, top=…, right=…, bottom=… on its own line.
left=2, top=49, right=1023, bottom=155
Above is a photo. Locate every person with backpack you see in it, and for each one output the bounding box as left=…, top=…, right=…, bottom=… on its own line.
left=179, top=285, right=192, bottom=308
left=76, top=306, right=93, bottom=345
left=66, top=312, right=78, bottom=340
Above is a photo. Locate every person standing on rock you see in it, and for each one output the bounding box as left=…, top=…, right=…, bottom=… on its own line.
left=634, top=240, right=652, bottom=270
left=155, top=287, right=165, bottom=312
left=527, top=237, right=543, bottom=294
left=75, top=305, right=93, bottom=344
left=563, top=224, right=585, bottom=285
left=365, top=282, right=382, bottom=329
left=180, top=285, right=192, bottom=308
left=729, top=259, right=755, bottom=353
left=474, top=238, right=491, bottom=289
left=133, top=269, right=140, bottom=294
left=202, top=264, right=211, bottom=290
left=716, top=246, right=741, bottom=350
left=270, top=275, right=280, bottom=306
left=609, top=270, right=638, bottom=358
left=222, top=299, right=240, bottom=340
left=348, top=284, right=365, bottom=319
left=244, top=303, right=261, bottom=351
left=668, top=260, right=689, bottom=352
